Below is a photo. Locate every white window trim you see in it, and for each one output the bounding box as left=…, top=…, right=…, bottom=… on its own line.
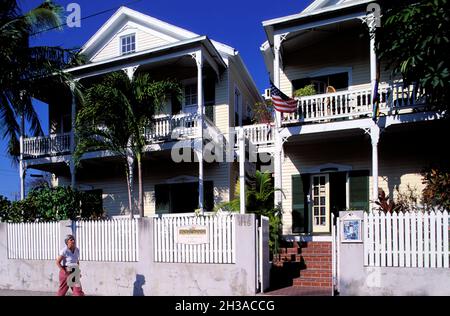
left=180, top=77, right=207, bottom=112
left=182, top=78, right=198, bottom=110
left=120, top=32, right=137, bottom=56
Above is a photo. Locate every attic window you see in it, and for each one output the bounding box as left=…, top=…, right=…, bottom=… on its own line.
left=121, top=34, right=136, bottom=55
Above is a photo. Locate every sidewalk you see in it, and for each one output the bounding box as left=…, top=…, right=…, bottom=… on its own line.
left=0, top=289, right=55, bottom=296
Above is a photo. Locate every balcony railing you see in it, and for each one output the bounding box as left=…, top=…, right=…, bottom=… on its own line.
left=284, top=82, right=426, bottom=124
left=23, top=113, right=222, bottom=158
left=23, top=133, right=71, bottom=158
left=144, top=114, right=198, bottom=142
left=242, top=124, right=275, bottom=146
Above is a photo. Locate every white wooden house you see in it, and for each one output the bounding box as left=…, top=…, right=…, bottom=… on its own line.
left=21, top=7, right=261, bottom=216
left=256, top=0, right=446, bottom=238
left=243, top=0, right=448, bottom=292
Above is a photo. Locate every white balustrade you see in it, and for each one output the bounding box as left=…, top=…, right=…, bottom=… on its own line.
left=285, top=82, right=425, bottom=124
left=23, top=133, right=71, bottom=157
left=242, top=124, right=275, bottom=146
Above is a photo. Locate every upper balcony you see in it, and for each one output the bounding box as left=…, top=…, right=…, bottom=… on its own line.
left=284, top=82, right=427, bottom=125
left=23, top=113, right=220, bottom=159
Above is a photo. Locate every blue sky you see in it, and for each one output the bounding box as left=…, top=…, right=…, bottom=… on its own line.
left=0, top=0, right=310, bottom=200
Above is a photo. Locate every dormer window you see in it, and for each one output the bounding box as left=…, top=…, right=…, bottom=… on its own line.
left=121, top=34, right=136, bottom=55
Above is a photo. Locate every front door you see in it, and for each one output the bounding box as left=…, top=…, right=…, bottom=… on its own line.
left=311, top=174, right=330, bottom=233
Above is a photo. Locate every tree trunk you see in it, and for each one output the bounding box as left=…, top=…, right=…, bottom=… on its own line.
left=126, top=136, right=136, bottom=219
left=137, top=154, right=144, bottom=218
left=125, top=163, right=132, bottom=215
left=127, top=157, right=135, bottom=219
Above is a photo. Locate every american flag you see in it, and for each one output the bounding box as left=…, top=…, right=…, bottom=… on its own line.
left=270, top=82, right=298, bottom=113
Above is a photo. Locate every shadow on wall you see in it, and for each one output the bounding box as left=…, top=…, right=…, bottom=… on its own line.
left=133, top=274, right=145, bottom=296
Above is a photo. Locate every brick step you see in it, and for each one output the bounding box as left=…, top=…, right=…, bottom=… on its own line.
left=300, top=248, right=332, bottom=255
left=300, top=254, right=332, bottom=263
left=298, top=242, right=332, bottom=249
left=303, top=261, right=332, bottom=270
left=293, top=277, right=332, bottom=288
left=300, top=269, right=332, bottom=279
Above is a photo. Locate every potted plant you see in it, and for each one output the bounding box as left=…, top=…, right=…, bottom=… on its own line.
left=294, top=84, right=316, bottom=98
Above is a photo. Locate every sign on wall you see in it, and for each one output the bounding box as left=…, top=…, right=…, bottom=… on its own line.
left=340, top=211, right=363, bottom=243
left=176, top=225, right=209, bottom=245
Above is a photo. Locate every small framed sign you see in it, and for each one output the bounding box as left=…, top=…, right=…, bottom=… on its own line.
left=176, top=225, right=209, bottom=245
left=341, top=219, right=362, bottom=242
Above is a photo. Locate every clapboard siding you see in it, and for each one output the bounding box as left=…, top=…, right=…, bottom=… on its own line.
left=92, top=26, right=171, bottom=62
left=281, top=131, right=443, bottom=235
left=279, top=30, right=392, bottom=96
left=214, top=69, right=230, bottom=138
left=56, top=161, right=230, bottom=217
left=228, top=57, right=259, bottom=127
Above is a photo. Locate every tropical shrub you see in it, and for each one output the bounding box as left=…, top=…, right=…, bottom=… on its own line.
left=376, top=188, right=402, bottom=213
left=0, top=187, right=105, bottom=223
left=421, top=167, right=450, bottom=211
left=376, top=186, right=422, bottom=213
left=252, top=100, right=273, bottom=124
left=0, top=195, right=12, bottom=221
left=216, top=171, right=283, bottom=256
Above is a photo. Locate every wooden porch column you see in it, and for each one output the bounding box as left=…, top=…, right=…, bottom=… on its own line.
left=19, top=110, right=26, bottom=200
left=369, top=12, right=378, bottom=115
left=70, top=82, right=77, bottom=189
left=273, top=34, right=283, bottom=208
left=195, top=50, right=204, bottom=213
left=238, top=127, right=246, bottom=214
left=371, top=124, right=380, bottom=206
left=368, top=13, right=380, bottom=208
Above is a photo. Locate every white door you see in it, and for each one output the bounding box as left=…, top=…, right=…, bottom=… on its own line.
left=311, top=174, right=330, bottom=233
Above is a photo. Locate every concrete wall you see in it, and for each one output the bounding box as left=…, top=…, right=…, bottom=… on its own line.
left=338, top=211, right=450, bottom=296
left=0, top=215, right=258, bottom=296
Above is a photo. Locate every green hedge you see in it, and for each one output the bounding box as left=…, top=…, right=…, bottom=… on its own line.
left=0, top=186, right=104, bottom=223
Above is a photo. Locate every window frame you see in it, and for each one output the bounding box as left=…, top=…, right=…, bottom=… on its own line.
left=120, top=33, right=136, bottom=56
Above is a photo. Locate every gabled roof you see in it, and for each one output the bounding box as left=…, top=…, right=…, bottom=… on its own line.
left=262, top=0, right=372, bottom=28
left=81, top=6, right=235, bottom=60
left=302, top=0, right=359, bottom=14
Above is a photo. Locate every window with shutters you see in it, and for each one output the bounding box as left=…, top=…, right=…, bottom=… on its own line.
left=292, top=174, right=310, bottom=233
left=155, top=181, right=214, bottom=214
left=349, top=170, right=369, bottom=211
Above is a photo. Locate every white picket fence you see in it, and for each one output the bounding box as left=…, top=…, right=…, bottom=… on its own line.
left=7, top=222, right=60, bottom=260
left=153, top=213, right=236, bottom=264
left=364, top=211, right=449, bottom=268
left=75, top=218, right=139, bottom=262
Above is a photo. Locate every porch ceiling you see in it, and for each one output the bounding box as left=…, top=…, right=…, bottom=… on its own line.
left=281, top=19, right=365, bottom=58
left=286, top=127, right=367, bottom=145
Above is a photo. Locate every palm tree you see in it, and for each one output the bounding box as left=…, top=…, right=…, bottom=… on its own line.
left=0, top=0, right=83, bottom=157
left=75, top=71, right=181, bottom=218
left=217, top=170, right=283, bottom=255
